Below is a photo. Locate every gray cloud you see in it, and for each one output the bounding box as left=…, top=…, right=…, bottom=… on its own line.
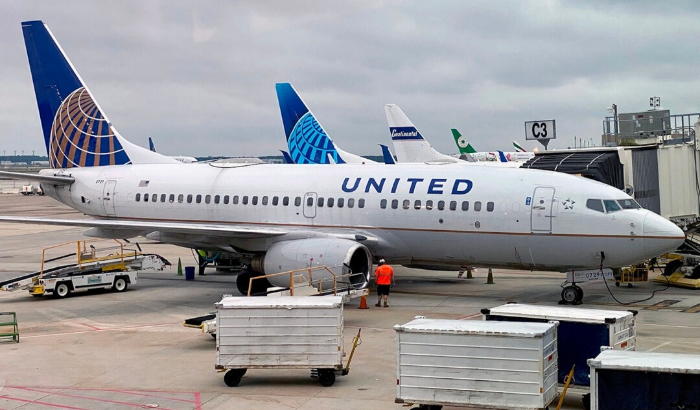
left=1, top=0, right=699, bottom=158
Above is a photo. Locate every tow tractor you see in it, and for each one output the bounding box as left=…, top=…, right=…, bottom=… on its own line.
left=0, top=240, right=168, bottom=298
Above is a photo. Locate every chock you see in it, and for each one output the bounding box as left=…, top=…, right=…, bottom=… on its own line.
left=177, top=258, right=183, bottom=276
left=358, top=295, right=369, bottom=309
left=486, top=268, right=494, bottom=284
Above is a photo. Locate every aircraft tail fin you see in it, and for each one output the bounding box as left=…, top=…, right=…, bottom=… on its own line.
left=149, top=137, right=157, bottom=152
left=497, top=151, right=509, bottom=162
left=379, top=144, right=396, bottom=164
left=451, top=129, right=477, bottom=154
left=513, top=140, right=527, bottom=152
left=280, top=150, right=294, bottom=164
left=22, top=20, right=177, bottom=168
left=385, top=104, right=457, bottom=163
left=275, top=83, right=373, bottom=164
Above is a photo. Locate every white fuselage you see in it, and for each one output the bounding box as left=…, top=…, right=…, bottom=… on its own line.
left=41, top=162, right=683, bottom=271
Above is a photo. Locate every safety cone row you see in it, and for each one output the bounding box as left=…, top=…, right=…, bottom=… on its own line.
left=486, top=268, right=494, bottom=284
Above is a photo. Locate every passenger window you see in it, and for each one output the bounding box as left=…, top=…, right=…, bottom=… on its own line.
left=283, top=196, right=289, bottom=206
left=499, top=202, right=507, bottom=212
left=223, top=195, right=229, bottom=204
left=187, top=194, right=193, bottom=204
left=391, top=199, right=398, bottom=209
left=437, top=200, right=445, bottom=210
left=196, top=195, right=202, bottom=204
left=136, top=193, right=141, bottom=202
left=474, top=201, right=481, bottom=212
left=461, top=201, right=468, bottom=211
left=242, top=196, right=249, bottom=205
left=214, top=195, right=220, bottom=204
left=487, top=202, right=494, bottom=212
left=295, top=197, right=302, bottom=206
left=306, top=197, right=313, bottom=206
left=205, top=195, right=211, bottom=204
left=177, top=194, right=183, bottom=203
left=358, top=199, right=365, bottom=208
left=272, top=196, right=279, bottom=206
left=348, top=198, right=355, bottom=208
left=586, top=199, right=604, bottom=213
left=603, top=199, right=621, bottom=213
left=233, top=195, right=239, bottom=205
left=337, top=198, right=344, bottom=208
left=380, top=199, right=388, bottom=209
left=169, top=194, right=175, bottom=203
left=426, top=200, right=433, bottom=210
left=327, top=197, right=334, bottom=208
left=403, top=199, right=410, bottom=209
left=144, top=194, right=149, bottom=202
left=252, top=196, right=258, bottom=205
left=450, top=201, right=457, bottom=211
left=318, top=197, right=324, bottom=207
left=161, top=194, right=166, bottom=203
left=262, top=196, right=268, bottom=205
left=414, top=200, right=421, bottom=210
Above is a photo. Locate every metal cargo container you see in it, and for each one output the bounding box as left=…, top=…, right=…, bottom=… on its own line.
left=215, top=295, right=344, bottom=387
left=482, top=303, right=636, bottom=387
left=394, top=318, right=558, bottom=410
left=588, top=349, right=700, bottom=410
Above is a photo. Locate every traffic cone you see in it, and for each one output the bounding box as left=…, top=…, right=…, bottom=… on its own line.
left=358, top=295, right=369, bottom=309
left=177, top=258, right=183, bottom=276
left=486, top=268, right=494, bottom=284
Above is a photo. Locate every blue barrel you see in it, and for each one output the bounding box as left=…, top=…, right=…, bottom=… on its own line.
left=185, top=266, right=195, bottom=281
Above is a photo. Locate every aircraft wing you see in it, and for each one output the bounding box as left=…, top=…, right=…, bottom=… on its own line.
left=0, top=171, right=75, bottom=185
left=0, top=216, right=287, bottom=238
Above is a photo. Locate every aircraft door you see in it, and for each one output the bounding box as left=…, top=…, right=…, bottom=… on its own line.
left=530, top=187, right=555, bottom=233
left=103, top=180, right=117, bottom=217
left=303, top=192, right=317, bottom=218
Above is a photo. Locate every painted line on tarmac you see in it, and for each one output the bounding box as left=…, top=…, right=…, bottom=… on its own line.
left=645, top=341, right=673, bottom=352
left=18, top=322, right=180, bottom=339
left=8, top=386, right=180, bottom=410
left=5, top=386, right=199, bottom=404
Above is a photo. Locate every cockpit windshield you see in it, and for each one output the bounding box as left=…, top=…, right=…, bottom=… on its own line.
left=586, top=198, right=642, bottom=213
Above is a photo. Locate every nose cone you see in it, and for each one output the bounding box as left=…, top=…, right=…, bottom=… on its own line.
left=644, top=212, right=685, bottom=256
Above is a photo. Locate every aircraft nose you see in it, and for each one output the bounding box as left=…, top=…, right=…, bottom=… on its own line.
left=643, top=212, right=685, bottom=256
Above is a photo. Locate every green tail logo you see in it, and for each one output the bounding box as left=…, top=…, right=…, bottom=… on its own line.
left=451, top=129, right=476, bottom=154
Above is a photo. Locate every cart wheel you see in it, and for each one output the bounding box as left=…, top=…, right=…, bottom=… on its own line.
left=582, top=393, right=591, bottom=410
left=561, top=286, right=577, bottom=304
left=223, top=369, right=246, bottom=387
left=54, top=282, right=71, bottom=298
left=417, top=405, right=443, bottom=410
left=317, top=369, right=335, bottom=387
left=210, top=333, right=216, bottom=339
left=615, top=281, right=620, bottom=287
left=627, top=283, right=633, bottom=288
left=113, top=277, right=128, bottom=292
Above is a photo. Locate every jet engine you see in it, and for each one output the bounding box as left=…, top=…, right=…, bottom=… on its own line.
left=240, top=238, right=372, bottom=295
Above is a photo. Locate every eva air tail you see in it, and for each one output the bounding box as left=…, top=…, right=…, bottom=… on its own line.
left=451, top=129, right=476, bottom=155
left=385, top=104, right=458, bottom=163
left=22, top=20, right=178, bottom=169
left=275, top=83, right=373, bottom=164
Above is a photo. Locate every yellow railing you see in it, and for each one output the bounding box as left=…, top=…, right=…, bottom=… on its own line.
left=40, top=239, right=138, bottom=276
left=247, top=266, right=347, bottom=297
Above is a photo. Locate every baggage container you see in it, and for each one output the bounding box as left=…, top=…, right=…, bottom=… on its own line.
left=482, top=303, right=636, bottom=387
left=215, top=295, right=345, bottom=387
left=394, top=318, right=558, bottom=410
left=588, top=349, right=700, bottom=410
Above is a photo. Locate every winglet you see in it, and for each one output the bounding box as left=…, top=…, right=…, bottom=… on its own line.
left=280, top=150, right=294, bottom=164
left=149, top=137, right=156, bottom=152
left=379, top=144, right=396, bottom=164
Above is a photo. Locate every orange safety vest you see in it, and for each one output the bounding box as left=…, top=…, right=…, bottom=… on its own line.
left=375, top=264, right=394, bottom=285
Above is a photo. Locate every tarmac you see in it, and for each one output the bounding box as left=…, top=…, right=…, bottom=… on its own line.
left=1, top=194, right=700, bottom=410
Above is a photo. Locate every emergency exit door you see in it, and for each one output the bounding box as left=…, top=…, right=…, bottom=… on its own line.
left=303, top=192, right=317, bottom=218
left=103, top=180, right=117, bottom=217
left=530, top=187, right=555, bottom=233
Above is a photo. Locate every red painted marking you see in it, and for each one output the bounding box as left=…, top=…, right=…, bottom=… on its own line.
left=194, top=392, right=202, bottom=409
left=0, top=396, right=90, bottom=410
left=458, top=313, right=481, bottom=320
left=79, top=322, right=101, bottom=331
left=8, top=387, right=180, bottom=410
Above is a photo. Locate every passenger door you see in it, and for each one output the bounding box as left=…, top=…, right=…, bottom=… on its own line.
left=530, top=187, right=555, bottom=233
left=102, top=180, right=117, bottom=217
left=303, top=192, right=317, bottom=218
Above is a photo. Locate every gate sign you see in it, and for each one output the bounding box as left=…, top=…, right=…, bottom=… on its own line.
left=525, top=119, right=556, bottom=149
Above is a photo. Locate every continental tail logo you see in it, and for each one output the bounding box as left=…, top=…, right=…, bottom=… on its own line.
left=288, top=112, right=344, bottom=164
left=49, top=87, right=130, bottom=168
left=390, top=127, right=422, bottom=140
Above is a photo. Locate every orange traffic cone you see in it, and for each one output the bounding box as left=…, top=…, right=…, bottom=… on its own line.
left=358, top=295, right=369, bottom=309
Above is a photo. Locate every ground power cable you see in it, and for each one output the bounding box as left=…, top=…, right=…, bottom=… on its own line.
left=599, top=252, right=670, bottom=306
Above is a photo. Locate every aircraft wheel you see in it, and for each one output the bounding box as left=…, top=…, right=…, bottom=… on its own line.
left=561, top=286, right=577, bottom=304
left=54, top=282, right=71, bottom=298
left=573, top=285, right=584, bottom=303
left=317, top=369, right=336, bottom=387
left=113, top=277, right=128, bottom=292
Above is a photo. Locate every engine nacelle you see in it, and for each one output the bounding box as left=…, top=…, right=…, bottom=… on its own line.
left=256, top=238, right=372, bottom=290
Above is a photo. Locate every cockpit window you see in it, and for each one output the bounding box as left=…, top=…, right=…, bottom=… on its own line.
left=586, top=199, right=604, bottom=213
left=603, top=199, right=621, bottom=213
left=617, top=199, right=641, bottom=209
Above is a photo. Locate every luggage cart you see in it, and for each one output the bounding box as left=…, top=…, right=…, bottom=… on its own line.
left=215, top=295, right=360, bottom=387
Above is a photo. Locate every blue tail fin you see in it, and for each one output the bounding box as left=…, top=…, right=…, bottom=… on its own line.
left=497, top=151, right=509, bottom=162
left=22, top=21, right=174, bottom=168
left=379, top=144, right=396, bottom=164
left=148, top=137, right=156, bottom=152
left=280, top=150, right=294, bottom=164
left=275, top=83, right=346, bottom=164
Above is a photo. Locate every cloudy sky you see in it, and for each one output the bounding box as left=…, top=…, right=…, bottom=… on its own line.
left=1, top=1, right=699, bottom=158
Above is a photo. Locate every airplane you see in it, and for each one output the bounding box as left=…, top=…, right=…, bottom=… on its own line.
left=149, top=137, right=198, bottom=163
left=451, top=129, right=535, bottom=162
left=276, top=83, right=375, bottom=164
left=0, top=21, right=685, bottom=299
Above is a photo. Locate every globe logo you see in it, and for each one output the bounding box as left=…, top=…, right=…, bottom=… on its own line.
left=288, top=113, right=342, bottom=164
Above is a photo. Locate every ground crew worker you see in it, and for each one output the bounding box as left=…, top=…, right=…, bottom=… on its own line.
left=374, top=259, right=394, bottom=308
